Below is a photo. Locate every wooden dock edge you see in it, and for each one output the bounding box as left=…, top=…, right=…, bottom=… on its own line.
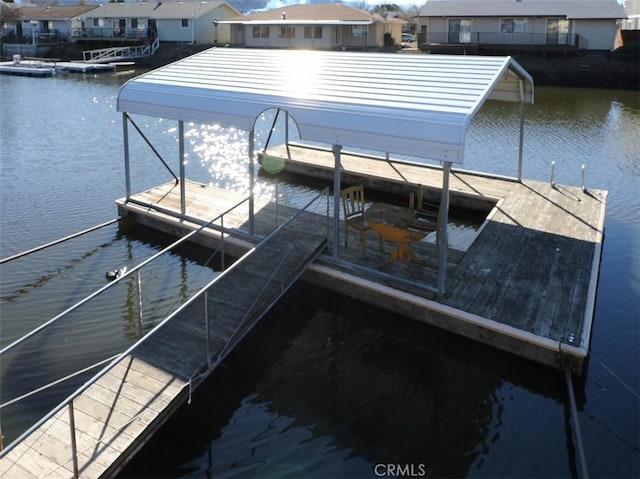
left=579, top=189, right=609, bottom=364
left=116, top=199, right=256, bottom=258
left=100, top=373, right=192, bottom=479
left=304, top=264, right=588, bottom=374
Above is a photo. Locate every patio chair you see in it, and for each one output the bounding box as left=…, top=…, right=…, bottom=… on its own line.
left=341, top=185, right=382, bottom=256
left=407, top=184, right=439, bottom=231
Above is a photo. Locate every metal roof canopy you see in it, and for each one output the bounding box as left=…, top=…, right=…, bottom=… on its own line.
left=117, top=48, right=534, bottom=296
left=117, top=48, right=533, bottom=165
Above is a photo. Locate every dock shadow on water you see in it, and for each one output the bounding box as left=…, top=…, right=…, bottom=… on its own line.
left=118, top=282, right=574, bottom=479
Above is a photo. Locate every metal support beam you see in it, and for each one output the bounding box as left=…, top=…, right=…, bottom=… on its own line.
left=518, top=79, right=526, bottom=182
left=437, top=161, right=451, bottom=296
left=332, top=144, right=342, bottom=261
left=179, top=121, right=186, bottom=215
left=68, top=402, right=79, bottom=479
left=285, top=110, right=290, bottom=158
left=122, top=113, right=131, bottom=200
left=249, top=129, right=255, bottom=235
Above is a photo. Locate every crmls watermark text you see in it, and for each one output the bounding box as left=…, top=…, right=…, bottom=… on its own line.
left=374, top=464, right=429, bottom=477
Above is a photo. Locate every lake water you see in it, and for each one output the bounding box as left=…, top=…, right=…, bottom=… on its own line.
left=0, top=67, right=638, bottom=478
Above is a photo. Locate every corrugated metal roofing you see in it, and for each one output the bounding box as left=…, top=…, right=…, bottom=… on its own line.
left=117, top=49, right=533, bottom=164
left=419, top=0, right=627, bottom=20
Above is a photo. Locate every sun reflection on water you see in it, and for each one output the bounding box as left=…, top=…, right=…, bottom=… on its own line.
left=177, top=111, right=311, bottom=203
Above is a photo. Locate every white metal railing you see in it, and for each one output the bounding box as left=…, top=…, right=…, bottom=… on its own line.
left=82, top=37, right=159, bottom=62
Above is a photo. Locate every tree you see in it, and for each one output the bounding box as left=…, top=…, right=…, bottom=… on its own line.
left=1, top=2, right=19, bottom=30
left=373, top=4, right=402, bottom=14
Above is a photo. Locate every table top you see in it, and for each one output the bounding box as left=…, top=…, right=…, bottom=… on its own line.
left=366, top=203, right=426, bottom=244
left=365, top=203, right=410, bottom=228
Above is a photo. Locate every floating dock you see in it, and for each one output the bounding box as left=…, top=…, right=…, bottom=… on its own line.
left=0, top=59, right=55, bottom=76
left=0, top=58, right=116, bottom=76
left=117, top=148, right=606, bottom=374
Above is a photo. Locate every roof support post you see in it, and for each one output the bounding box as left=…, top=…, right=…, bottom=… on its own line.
left=122, top=113, right=131, bottom=200
left=517, top=78, right=526, bottom=182
left=249, top=129, right=255, bottom=235
left=285, top=110, right=291, bottom=159
left=179, top=120, right=186, bottom=215
left=437, top=161, right=452, bottom=296
left=332, top=144, right=342, bottom=261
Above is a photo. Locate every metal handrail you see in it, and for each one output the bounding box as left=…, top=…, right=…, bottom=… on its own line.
left=0, top=354, right=120, bottom=410
left=0, top=218, right=119, bottom=264
left=82, top=42, right=155, bottom=62
left=420, top=31, right=582, bottom=48
left=216, top=187, right=329, bottom=359
left=0, top=196, right=249, bottom=357
left=0, top=188, right=329, bottom=471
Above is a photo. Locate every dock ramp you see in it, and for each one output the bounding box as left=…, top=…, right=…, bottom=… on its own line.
left=82, top=38, right=159, bottom=63
left=0, top=191, right=328, bottom=478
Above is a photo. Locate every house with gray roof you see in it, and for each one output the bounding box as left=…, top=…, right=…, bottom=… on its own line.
left=222, top=4, right=406, bottom=50
left=2, top=4, right=98, bottom=43
left=77, top=1, right=241, bottom=44
left=416, top=0, right=628, bottom=54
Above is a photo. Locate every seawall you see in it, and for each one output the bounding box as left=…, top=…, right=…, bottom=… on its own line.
left=515, top=53, right=639, bottom=90
left=10, top=42, right=639, bottom=90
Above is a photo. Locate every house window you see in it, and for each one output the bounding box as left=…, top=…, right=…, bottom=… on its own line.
left=253, top=26, right=269, bottom=38
left=181, top=18, right=190, bottom=29
left=278, top=26, right=295, bottom=38
left=547, top=18, right=571, bottom=45
left=93, top=19, right=100, bottom=28
left=131, top=18, right=138, bottom=29
left=351, top=26, right=368, bottom=37
left=304, top=26, right=322, bottom=39
left=500, top=18, right=527, bottom=34
left=448, top=19, right=472, bottom=43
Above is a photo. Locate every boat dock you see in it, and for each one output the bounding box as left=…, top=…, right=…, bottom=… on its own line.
left=0, top=49, right=607, bottom=477
left=115, top=145, right=605, bottom=374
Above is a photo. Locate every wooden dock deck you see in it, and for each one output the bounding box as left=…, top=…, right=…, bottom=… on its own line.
left=113, top=142, right=605, bottom=374
left=0, top=197, right=326, bottom=478
left=266, top=143, right=607, bottom=372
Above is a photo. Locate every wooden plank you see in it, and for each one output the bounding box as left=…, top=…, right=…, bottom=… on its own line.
left=71, top=395, right=139, bottom=441
left=0, top=446, right=72, bottom=479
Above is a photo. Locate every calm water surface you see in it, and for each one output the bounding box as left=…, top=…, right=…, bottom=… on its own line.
left=0, top=69, right=638, bottom=478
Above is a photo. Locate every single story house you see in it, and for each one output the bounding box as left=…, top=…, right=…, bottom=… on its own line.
left=2, top=5, right=98, bottom=43
left=76, top=1, right=241, bottom=44
left=416, top=0, right=628, bottom=54
left=222, top=4, right=405, bottom=50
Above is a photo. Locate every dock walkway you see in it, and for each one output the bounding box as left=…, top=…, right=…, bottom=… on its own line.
left=0, top=197, right=327, bottom=478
